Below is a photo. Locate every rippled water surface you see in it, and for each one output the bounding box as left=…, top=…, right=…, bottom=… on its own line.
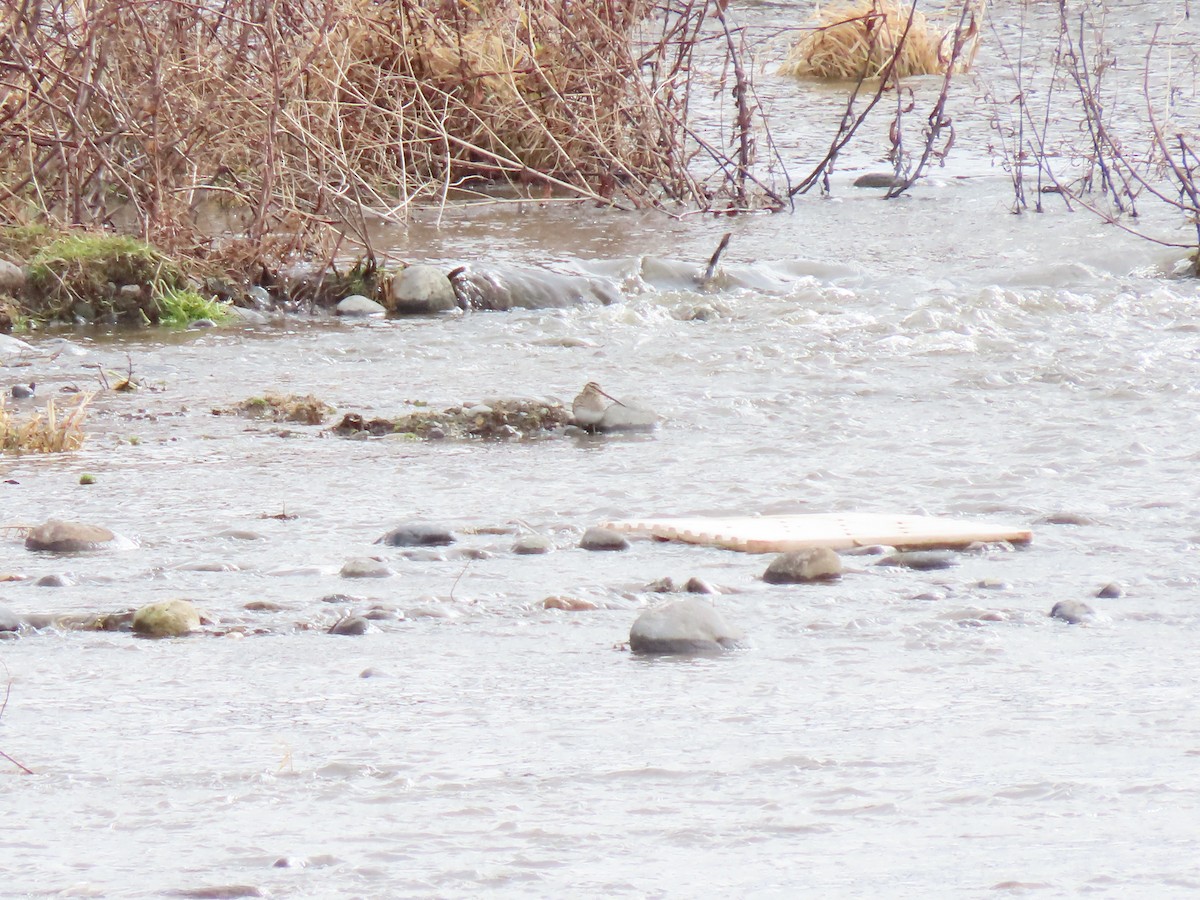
left=4, top=2, right=1200, bottom=897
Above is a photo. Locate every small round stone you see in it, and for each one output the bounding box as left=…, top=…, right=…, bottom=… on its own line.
left=579, top=526, right=629, bottom=552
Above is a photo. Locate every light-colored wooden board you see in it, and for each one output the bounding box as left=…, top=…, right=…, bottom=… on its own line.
left=601, top=513, right=1032, bottom=553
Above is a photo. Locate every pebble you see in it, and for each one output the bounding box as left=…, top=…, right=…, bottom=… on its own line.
left=512, top=534, right=554, bottom=555
left=762, top=547, right=843, bottom=584
left=877, top=550, right=958, bottom=571
left=339, top=557, right=394, bottom=578
left=376, top=523, right=456, bottom=547
left=579, top=526, right=630, bottom=552
left=1096, top=582, right=1124, bottom=599
left=1049, top=600, right=1096, bottom=624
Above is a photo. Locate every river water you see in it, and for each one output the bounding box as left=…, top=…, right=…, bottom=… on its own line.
left=4, top=2, right=1200, bottom=897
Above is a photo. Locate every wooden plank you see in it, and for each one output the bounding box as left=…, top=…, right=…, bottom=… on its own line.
left=600, top=513, right=1032, bottom=553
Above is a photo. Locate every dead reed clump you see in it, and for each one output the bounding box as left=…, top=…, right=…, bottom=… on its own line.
left=780, top=0, right=983, bottom=81
left=0, top=0, right=778, bottom=272
left=0, top=394, right=92, bottom=454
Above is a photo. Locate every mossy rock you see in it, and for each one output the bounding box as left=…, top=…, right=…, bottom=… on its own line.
left=334, top=399, right=571, bottom=440
left=232, top=393, right=335, bottom=425
left=132, top=599, right=201, bottom=637
left=24, top=232, right=189, bottom=324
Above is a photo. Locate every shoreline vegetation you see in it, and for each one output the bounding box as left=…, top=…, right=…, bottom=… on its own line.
left=0, top=0, right=1197, bottom=333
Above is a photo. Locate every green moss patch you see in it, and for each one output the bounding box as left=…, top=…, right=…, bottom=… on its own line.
left=24, top=232, right=189, bottom=324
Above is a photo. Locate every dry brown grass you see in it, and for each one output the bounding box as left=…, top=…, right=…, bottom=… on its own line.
left=0, top=394, right=92, bottom=453
left=0, top=0, right=771, bottom=269
left=780, top=0, right=983, bottom=81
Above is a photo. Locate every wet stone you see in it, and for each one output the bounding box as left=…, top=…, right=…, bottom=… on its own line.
left=244, top=600, right=284, bottom=612
left=763, top=547, right=843, bottom=584
left=25, top=519, right=129, bottom=553
left=376, top=523, right=456, bottom=547
left=335, top=294, right=386, bottom=317
left=35, top=573, right=74, bottom=587
left=132, top=599, right=201, bottom=637
left=685, top=577, right=719, bottom=595
left=320, top=593, right=367, bottom=605
left=1096, top=582, right=1124, bottom=599
left=579, top=526, right=630, bottom=552
left=1050, top=600, right=1096, bottom=625
left=543, top=596, right=599, bottom=611
left=329, top=616, right=371, bottom=635
left=877, top=550, right=958, bottom=571
left=340, top=557, right=394, bottom=578
left=629, top=598, right=744, bottom=655
left=1038, top=512, right=1099, bottom=526
left=512, top=534, right=554, bottom=555
left=647, top=577, right=678, bottom=593
left=0, top=605, right=20, bottom=632
left=387, top=264, right=457, bottom=315
left=359, top=668, right=390, bottom=679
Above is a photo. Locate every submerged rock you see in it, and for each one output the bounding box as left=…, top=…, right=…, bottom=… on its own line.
left=451, top=264, right=620, bottom=311
left=387, top=265, right=457, bottom=315
left=1050, top=600, right=1096, bottom=625
left=339, top=557, right=394, bottom=578
left=25, top=519, right=133, bottom=553
left=1096, top=582, right=1124, bottom=599
left=877, top=550, right=958, bottom=571
left=629, top=598, right=744, bottom=655
left=512, top=534, right=554, bottom=555
left=132, top=599, right=201, bottom=637
left=0, top=605, right=20, bottom=632
left=763, top=547, right=842, bottom=584
left=376, top=523, right=456, bottom=547
left=579, top=526, right=630, bottom=552
left=542, top=595, right=599, bottom=611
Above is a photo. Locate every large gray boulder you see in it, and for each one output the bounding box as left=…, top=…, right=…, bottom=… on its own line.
left=25, top=519, right=134, bottom=553
left=762, top=547, right=842, bottom=584
left=387, top=265, right=457, bottom=315
left=629, top=598, right=744, bottom=655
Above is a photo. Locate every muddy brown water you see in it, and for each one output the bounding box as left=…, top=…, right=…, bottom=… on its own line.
left=4, top=3, right=1200, bottom=897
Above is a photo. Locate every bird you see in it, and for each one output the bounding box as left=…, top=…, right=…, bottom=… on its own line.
left=10, top=381, right=35, bottom=400
left=571, top=381, right=624, bottom=428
